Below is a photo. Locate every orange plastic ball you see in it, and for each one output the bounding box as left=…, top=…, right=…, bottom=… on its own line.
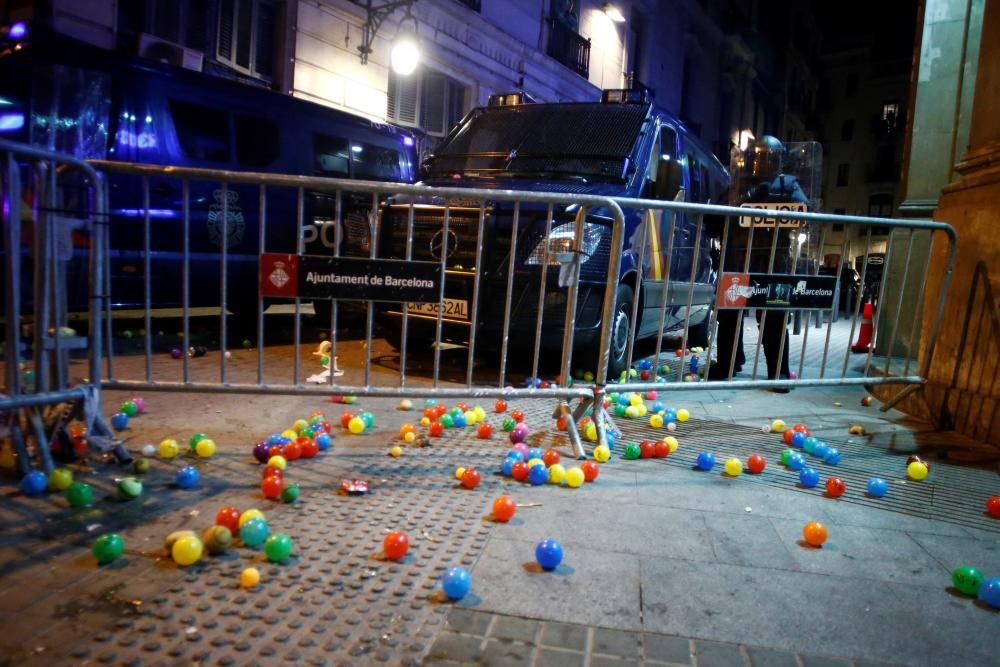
left=511, top=410, right=524, bottom=423
left=492, top=496, right=516, bottom=522
left=580, top=461, right=599, bottom=482
left=383, top=531, right=409, bottom=560
left=494, top=399, right=507, bottom=413
left=429, top=421, right=444, bottom=437
left=803, top=521, right=828, bottom=547
left=542, top=449, right=560, bottom=467
left=340, top=412, right=355, bottom=429
left=460, top=468, right=481, bottom=489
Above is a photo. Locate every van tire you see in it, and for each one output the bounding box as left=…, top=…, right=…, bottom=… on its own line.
left=607, top=284, right=634, bottom=380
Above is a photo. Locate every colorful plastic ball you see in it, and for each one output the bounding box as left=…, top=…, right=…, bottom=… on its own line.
left=951, top=565, right=983, bottom=596
left=824, top=449, right=842, bottom=466
left=528, top=463, right=549, bottom=486
left=663, top=435, right=678, bottom=453
left=189, top=432, right=208, bottom=450
left=502, top=417, right=516, bottom=432
left=442, top=566, right=471, bottom=600
left=979, top=577, right=1000, bottom=608
left=802, top=521, right=828, bottom=547
left=20, top=470, right=47, bottom=496
left=593, top=445, right=611, bottom=462
left=907, top=461, right=929, bottom=481
left=195, top=438, right=216, bottom=458
left=267, top=455, right=287, bottom=470
left=283, top=441, right=302, bottom=461
left=300, top=439, right=319, bottom=458
left=239, top=508, right=265, bottom=527
left=527, top=457, right=544, bottom=469
left=676, top=408, right=690, bottom=423
left=535, top=539, right=564, bottom=570
left=799, top=468, right=820, bottom=488
left=747, top=454, right=766, bottom=474
left=511, top=410, right=525, bottom=423
left=779, top=449, right=793, bottom=466
left=649, top=413, right=664, bottom=428
left=120, top=400, right=138, bottom=417
left=791, top=432, right=806, bottom=448
left=500, top=458, right=516, bottom=477
left=639, top=441, right=655, bottom=459
left=542, top=449, right=561, bottom=467
left=623, top=443, right=641, bottom=460
left=252, top=441, right=271, bottom=463
left=696, top=451, right=716, bottom=471
left=825, top=477, right=846, bottom=498
left=580, top=461, right=599, bottom=482
left=388, top=445, right=402, bottom=459
left=265, top=533, right=295, bottom=562
left=216, top=506, right=241, bottom=532
left=663, top=409, right=677, bottom=423
left=117, top=477, right=143, bottom=500
left=261, top=475, right=283, bottom=499
left=473, top=406, right=487, bottom=422
left=724, top=458, right=743, bottom=476
left=585, top=423, right=598, bottom=441
left=130, top=396, right=145, bottom=413
left=241, top=567, right=261, bottom=588
left=510, top=424, right=530, bottom=444
left=813, top=442, right=830, bottom=459
left=565, top=467, right=585, bottom=488
left=454, top=467, right=466, bottom=481
left=653, top=441, right=670, bottom=458
left=788, top=453, right=806, bottom=471
left=494, top=400, right=508, bottom=413
left=429, top=421, right=445, bottom=437
left=66, top=482, right=93, bottom=508
left=493, top=496, right=516, bottom=521
left=475, top=422, right=492, bottom=439
left=771, top=419, right=787, bottom=432
left=159, top=438, right=180, bottom=459
left=507, top=449, right=526, bottom=462
left=92, top=533, right=125, bottom=564
left=141, top=443, right=156, bottom=457
left=383, top=531, right=409, bottom=560
left=400, top=398, right=415, bottom=412
left=987, top=496, right=1000, bottom=518
left=511, top=461, right=530, bottom=481
left=315, top=433, right=333, bottom=451
left=280, top=484, right=300, bottom=504
left=803, top=437, right=817, bottom=454
left=461, top=468, right=481, bottom=490
left=110, top=412, right=129, bottom=431
left=340, top=412, right=355, bottom=429
left=48, top=468, right=73, bottom=491
left=170, top=347, right=182, bottom=359
left=175, top=466, right=200, bottom=489
left=548, top=464, right=567, bottom=484
left=261, top=466, right=283, bottom=482
left=527, top=447, right=544, bottom=461
left=867, top=477, right=888, bottom=497
left=783, top=429, right=795, bottom=445
left=203, top=525, right=232, bottom=555
left=240, top=518, right=270, bottom=547
left=347, top=417, right=365, bottom=434
left=171, top=535, right=204, bottom=566
left=453, top=413, right=468, bottom=428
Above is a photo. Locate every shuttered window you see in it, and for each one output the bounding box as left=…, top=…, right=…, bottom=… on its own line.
left=217, top=0, right=275, bottom=81
left=387, top=68, right=467, bottom=137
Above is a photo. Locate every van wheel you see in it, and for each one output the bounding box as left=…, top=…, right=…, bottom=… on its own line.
left=607, top=284, right=634, bottom=380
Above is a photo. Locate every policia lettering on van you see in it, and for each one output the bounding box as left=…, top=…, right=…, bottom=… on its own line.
left=0, top=33, right=416, bottom=325
left=375, top=88, right=728, bottom=377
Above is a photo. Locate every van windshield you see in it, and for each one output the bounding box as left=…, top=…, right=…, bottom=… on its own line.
left=423, top=103, right=649, bottom=183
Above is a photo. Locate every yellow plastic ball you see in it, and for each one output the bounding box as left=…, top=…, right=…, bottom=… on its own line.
left=239, top=509, right=265, bottom=528
left=664, top=436, right=679, bottom=454
left=403, top=431, right=416, bottom=442
left=907, top=461, right=928, bottom=481
left=771, top=419, right=787, bottom=432
left=527, top=458, right=544, bottom=469
left=292, top=419, right=309, bottom=435
left=267, top=455, right=287, bottom=470
left=399, top=423, right=415, bottom=437
left=650, top=414, right=664, bottom=428
left=464, top=410, right=478, bottom=425
left=625, top=405, right=639, bottom=419
left=390, top=446, right=402, bottom=458
left=348, top=417, right=365, bottom=434
left=398, top=399, right=413, bottom=410
left=593, top=445, right=611, bottom=462
left=565, top=467, right=585, bottom=488
left=159, top=438, right=180, bottom=459
left=420, top=416, right=431, bottom=427
left=548, top=464, right=567, bottom=484
left=281, top=429, right=297, bottom=440
left=171, top=535, right=204, bottom=566
left=677, top=408, right=690, bottom=423
left=585, top=423, right=598, bottom=441
left=637, top=404, right=648, bottom=417
left=195, top=438, right=216, bottom=458
left=240, top=567, right=261, bottom=588
left=724, top=458, right=743, bottom=476
left=629, top=393, right=643, bottom=406
left=455, top=467, right=466, bottom=481
left=473, top=406, right=486, bottom=422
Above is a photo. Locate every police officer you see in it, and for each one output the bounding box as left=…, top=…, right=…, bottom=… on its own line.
left=709, top=136, right=808, bottom=390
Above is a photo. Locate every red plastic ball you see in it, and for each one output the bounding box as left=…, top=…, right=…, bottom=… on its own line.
left=825, top=477, right=846, bottom=498
left=494, top=399, right=508, bottom=413
left=640, top=370, right=650, bottom=381
left=434, top=404, right=447, bottom=418
left=511, top=461, right=529, bottom=481
left=653, top=441, right=670, bottom=458
left=300, top=439, right=319, bottom=458
left=460, top=468, right=481, bottom=490
left=268, top=445, right=284, bottom=459
left=340, top=412, right=355, bottom=429
left=261, top=475, right=283, bottom=499
left=317, top=421, right=332, bottom=433
left=511, top=410, right=525, bottom=423
left=986, top=495, right=1000, bottom=518
left=792, top=423, right=810, bottom=436
left=283, top=441, right=302, bottom=461
left=383, top=531, right=409, bottom=560
left=556, top=417, right=568, bottom=431
left=456, top=402, right=470, bottom=412
left=493, top=496, right=516, bottom=522
left=216, top=506, right=241, bottom=532
left=578, top=416, right=592, bottom=430
left=262, top=466, right=283, bottom=480
left=542, top=449, right=561, bottom=467
left=423, top=407, right=437, bottom=419
left=477, top=423, right=493, bottom=439
left=639, top=440, right=655, bottom=459
left=429, top=421, right=444, bottom=437
left=783, top=429, right=795, bottom=445
left=580, top=461, right=599, bottom=482
left=540, top=380, right=550, bottom=389
left=747, top=454, right=766, bottom=474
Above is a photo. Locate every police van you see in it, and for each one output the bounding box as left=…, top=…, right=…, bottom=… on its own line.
left=376, top=89, right=728, bottom=376
left=0, top=33, right=416, bottom=324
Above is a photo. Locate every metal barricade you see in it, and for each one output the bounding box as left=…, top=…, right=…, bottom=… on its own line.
left=0, top=138, right=119, bottom=476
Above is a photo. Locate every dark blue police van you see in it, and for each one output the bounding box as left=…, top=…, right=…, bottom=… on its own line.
left=0, top=33, right=416, bottom=324
left=376, top=90, right=728, bottom=376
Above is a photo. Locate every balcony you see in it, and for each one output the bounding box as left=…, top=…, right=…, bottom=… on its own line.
left=547, top=18, right=591, bottom=79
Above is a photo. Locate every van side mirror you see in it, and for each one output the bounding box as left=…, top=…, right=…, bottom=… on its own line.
left=654, top=159, right=684, bottom=200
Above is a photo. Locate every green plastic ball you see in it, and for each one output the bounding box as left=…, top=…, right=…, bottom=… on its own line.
left=502, top=417, right=516, bottom=432
left=189, top=433, right=208, bottom=451
left=440, top=414, right=454, bottom=429
left=117, top=477, right=143, bottom=500
left=133, top=458, right=151, bottom=474
left=242, top=339, right=253, bottom=349
left=280, top=484, right=300, bottom=503
left=120, top=400, right=138, bottom=417
left=624, top=443, right=641, bottom=460
left=780, top=449, right=794, bottom=466
left=952, top=565, right=983, bottom=596
left=48, top=467, right=74, bottom=491
left=264, top=533, right=294, bottom=562
left=66, top=482, right=93, bottom=508
left=92, top=533, right=124, bottom=564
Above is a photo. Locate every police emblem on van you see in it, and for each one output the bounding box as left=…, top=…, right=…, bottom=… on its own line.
left=207, top=189, right=245, bottom=247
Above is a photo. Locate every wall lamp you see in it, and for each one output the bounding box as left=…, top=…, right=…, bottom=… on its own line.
left=602, top=3, right=626, bottom=22
left=357, top=0, right=420, bottom=75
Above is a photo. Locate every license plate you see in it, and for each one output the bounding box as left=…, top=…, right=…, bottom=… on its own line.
left=407, top=299, right=469, bottom=321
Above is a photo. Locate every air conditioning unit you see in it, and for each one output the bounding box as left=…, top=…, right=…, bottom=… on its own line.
left=138, top=33, right=204, bottom=72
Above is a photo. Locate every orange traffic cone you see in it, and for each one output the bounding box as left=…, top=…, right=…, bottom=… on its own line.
left=851, top=302, right=874, bottom=353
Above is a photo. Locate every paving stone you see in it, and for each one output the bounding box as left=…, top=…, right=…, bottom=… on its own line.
left=800, top=656, right=852, bottom=667
left=491, top=616, right=541, bottom=643
left=539, top=622, right=588, bottom=651
left=534, top=647, right=584, bottom=667
left=478, top=638, right=533, bottom=667
left=444, top=608, right=493, bottom=636
left=692, top=639, right=746, bottom=667
left=590, top=656, right=638, bottom=667
left=643, top=633, right=692, bottom=664
left=592, top=627, right=642, bottom=659
left=428, top=631, right=483, bottom=662
left=746, top=646, right=799, bottom=667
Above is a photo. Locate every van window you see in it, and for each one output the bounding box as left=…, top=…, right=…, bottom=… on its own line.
left=352, top=141, right=404, bottom=181
left=687, top=154, right=701, bottom=202
left=235, top=114, right=279, bottom=166
left=169, top=98, right=231, bottom=162
left=313, top=133, right=350, bottom=177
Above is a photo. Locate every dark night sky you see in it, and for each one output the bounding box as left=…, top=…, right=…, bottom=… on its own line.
left=810, top=0, right=919, bottom=57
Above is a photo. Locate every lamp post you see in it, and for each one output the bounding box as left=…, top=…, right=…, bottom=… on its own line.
left=357, top=0, right=420, bottom=75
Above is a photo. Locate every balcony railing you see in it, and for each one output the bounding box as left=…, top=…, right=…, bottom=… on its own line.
left=547, top=18, right=590, bottom=79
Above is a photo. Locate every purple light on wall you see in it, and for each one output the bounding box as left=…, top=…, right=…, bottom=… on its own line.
left=8, top=22, right=26, bottom=40
left=0, top=112, right=24, bottom=131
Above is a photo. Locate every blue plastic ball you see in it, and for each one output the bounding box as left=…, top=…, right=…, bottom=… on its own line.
left=824, top=448, right=841, bottom=466
left=617, top=394, right=630, bottom=406
left=788, top=453, right=806, bottom=471
left=20, top=470, right=47, bottom=496
left=652, top=401, right=665, bottom=413
left=501, top=458, right=515, bottom=477
left=175, top=466, right=200, bottom=489
left=813, top=442, right=830, bottom=459
left=506, top=450, right=525, bottom=463
left=110, top=412, right=129, bottom=431
left=315, top=433, right=333, bottom=451
left=441, top=567, right=471, bottom=600
left=867, top=477, right=888, bottom=497
left=791, top=432, right=806, bottom=448
left=696, top=451, right=716, bottom=471
left=979, top=577, right=1000, bottom=609
left=424, top=398, right=437, bottom=407
left=803, top=437, right=817, bottom=454
left=528, top=463, right=549, bottom=486
left=528, top=447, right=544, bottom=461
left=799, top=467, right=820, bottom=488
left=664, top=409, right=677, bottom=423
left=240, top=517, right=270, bottom=547
left=266, top=433, right=284, bottom=446
left=689, top=356, right=699, bottom=373
left=535, top=539, right=564, bottom=570
left=453, top=413, right=467, bottom=428
left=605, top=432, right=616, bottom=448
left=361, top=412, right=374, bottom=428
left=638, top=359, right=652, bottom=371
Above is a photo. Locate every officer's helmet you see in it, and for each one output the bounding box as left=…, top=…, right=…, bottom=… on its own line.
left=750, top=135, right=784, bottom=181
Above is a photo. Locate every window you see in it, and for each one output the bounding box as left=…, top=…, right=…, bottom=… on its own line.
left=387, top=68, right=467, bottom=137
left=313, top=133, right=350, bottom=177
left=868, top=193, right=893, bottom=218
left=881, top=101, right=900, bottom=132
left=217, top=0, right=275, bottom=80
left=351, top=142, right=405, bottom=181
left=144, top=0, right=208, bottom=51
left=840, top=119, right=853, bottom=142
left=235, top=114, right=279, bottom=166
left=836, top=163, right=849, bottom=187
left=169, top=99, right=230, bottom=162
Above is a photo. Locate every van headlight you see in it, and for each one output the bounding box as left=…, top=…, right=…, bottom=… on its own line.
left=526, top=222, right=605, bottom=265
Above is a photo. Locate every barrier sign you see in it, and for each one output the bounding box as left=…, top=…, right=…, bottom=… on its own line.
left=717, top=273, right=837, bottom=310
left=739, top=202, right=807, bottom=227
left=260, top=253, right=442, bottom=303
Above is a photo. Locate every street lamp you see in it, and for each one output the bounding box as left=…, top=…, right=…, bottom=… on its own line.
left=357, top=0, right=420, bottom=75
left=602, top=3, right=626, bottom=22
